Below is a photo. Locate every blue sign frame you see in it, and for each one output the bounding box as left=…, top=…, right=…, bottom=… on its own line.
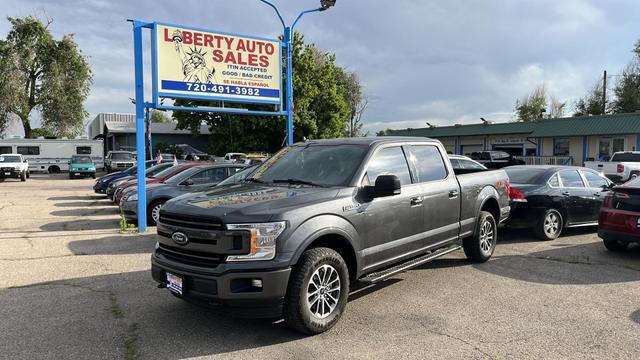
left=151, top=21, right=284, bottom=108
left=131, top=19, right=290, bottom=232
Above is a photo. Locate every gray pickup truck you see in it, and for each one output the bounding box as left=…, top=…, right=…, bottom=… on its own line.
left=151, top=137, right=510, bottom=334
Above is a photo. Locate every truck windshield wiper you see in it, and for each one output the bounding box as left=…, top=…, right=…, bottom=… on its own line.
left=244, top=177, right=266, bottom=184
left=272, top=178, right=325, bottom=187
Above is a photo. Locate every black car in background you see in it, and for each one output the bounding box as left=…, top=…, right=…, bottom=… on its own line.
left=471, top=151, right=526, bottom=169
left=505, top=166, right=613, bottom=240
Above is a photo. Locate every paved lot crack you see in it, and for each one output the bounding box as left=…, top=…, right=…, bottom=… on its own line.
left=525, top=254, right=640, bottom=272
left=416, top=321, right=494, bottom=358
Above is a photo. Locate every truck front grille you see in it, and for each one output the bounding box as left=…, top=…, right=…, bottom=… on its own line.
left=156, top=243, right=224, bottom=267
left=158, top=213, right=223, bottom=231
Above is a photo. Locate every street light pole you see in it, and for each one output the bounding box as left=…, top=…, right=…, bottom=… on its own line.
left=259, top=0, right=336, bottom=145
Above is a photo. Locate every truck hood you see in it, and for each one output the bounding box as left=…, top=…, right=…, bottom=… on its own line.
left=161, top=183, right=341, bottom=222
left=0, top=162, right=22, bottom=167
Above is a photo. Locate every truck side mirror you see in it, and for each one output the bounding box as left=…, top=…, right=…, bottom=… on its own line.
left=365, top=174, right=401, bottom=198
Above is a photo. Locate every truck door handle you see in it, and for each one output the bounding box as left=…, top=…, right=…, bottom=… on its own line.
left=449, top=190, right=459, bottom=198
left=562, top=191, right=571, bottom=196
left=593, top=192, right=600, bottom=197
left=410, top=197, right=423, bottom=206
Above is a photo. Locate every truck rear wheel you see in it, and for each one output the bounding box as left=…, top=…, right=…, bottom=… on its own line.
left=463, top=211, right=496, bottom=262
left=284, top=247, right=349, bottom=335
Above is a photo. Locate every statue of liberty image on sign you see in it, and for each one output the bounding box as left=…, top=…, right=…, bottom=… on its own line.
left=171, top=30, right=217, bottom=84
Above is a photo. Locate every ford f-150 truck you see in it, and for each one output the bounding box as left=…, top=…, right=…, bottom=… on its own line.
left=584, top=151, right=640, bottom=183
left=151, top=137, right=510, bottom=334
left=0, top=153, right=29, bottom=181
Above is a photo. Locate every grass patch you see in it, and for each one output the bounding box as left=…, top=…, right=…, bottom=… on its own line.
left=109, top=291, right=124, bottom=319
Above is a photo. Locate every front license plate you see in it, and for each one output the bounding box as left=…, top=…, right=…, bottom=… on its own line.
left=166, top=272, right=183, bottom=295
left=636, top=218, right=640, bottom=228
left=74, top=173, right=81, bottom=176
left=4, top=172, right=10, bottom=176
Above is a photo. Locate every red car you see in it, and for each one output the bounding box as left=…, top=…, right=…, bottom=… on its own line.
left=113, top=163, right=201, bottom=205
left=598, top=176, right=640, bottom=251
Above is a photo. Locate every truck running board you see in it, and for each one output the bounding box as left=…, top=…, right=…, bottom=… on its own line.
left=360, top=245, right=462, bottom=283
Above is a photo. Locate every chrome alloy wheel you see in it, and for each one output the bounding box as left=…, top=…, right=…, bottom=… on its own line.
left=479, top=219, right=494, bottom=253
left=151, top=203, right=163, bottom=223
left=307, top=264, right=341, bottom=319
left=544, top=212, right=560, bottom=237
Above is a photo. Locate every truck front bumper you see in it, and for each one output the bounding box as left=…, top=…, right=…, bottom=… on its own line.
left=0, top=169, right=20, bottom=178
left=151, top=248, right=291, bottom=318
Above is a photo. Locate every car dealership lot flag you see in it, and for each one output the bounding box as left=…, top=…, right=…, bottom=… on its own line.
left=154, top=23, right=281, bottom=104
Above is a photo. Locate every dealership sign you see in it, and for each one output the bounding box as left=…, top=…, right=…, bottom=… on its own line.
left=153, top=22, right=281, bottom=104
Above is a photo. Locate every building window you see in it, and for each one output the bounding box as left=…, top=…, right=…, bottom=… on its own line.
left=554, top=138, right=570, bottom=156
left=17, top=146, right=40, bottom=155
left=76, top=146, right=91, bottom=155
left=612, top=138, right=625, bottom=153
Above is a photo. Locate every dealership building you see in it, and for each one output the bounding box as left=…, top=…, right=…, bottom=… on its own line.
left=87, top=113, right=211, bottom=155
left=388, top=112, right=640, bottom=164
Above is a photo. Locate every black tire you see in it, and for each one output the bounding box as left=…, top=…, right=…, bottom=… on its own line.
left=534, top=208, right=563, bottom=240
left=20, top=171, right=26, bottom=182
left=48, top=166, right=60, bottom=174
left=463, top=211, right=497, bottom=262
left=603, top=238, right=629, bottom=252
left=91, top=173, right=96, bottom=179
left=147, top=200, right=166, bottom=226
left=284, top=247, right=349, bottom=335
left=69, top=173, right=74, bottom=180
left=26, top=171, right=30, bottom=179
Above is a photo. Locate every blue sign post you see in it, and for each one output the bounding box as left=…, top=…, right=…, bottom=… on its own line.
left=130, top=2, right=335, bottom=232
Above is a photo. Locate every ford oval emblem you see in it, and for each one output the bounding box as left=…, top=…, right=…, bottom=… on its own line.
left=172, top=232, right=189, bottom=246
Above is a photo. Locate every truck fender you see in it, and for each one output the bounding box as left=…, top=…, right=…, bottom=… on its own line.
left=281, top=214, right=362, bottom=274
left=472, top=186, right=501, bottom=236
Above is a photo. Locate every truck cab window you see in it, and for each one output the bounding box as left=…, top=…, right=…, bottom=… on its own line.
left=365, top=146, right=412, bottom=185
left=411, top=145, right=447, bottom=182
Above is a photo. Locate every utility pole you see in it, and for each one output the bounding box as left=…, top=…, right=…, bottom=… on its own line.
left=602, top=70, right=607, bottom=114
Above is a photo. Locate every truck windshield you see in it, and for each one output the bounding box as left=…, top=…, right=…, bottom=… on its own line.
left=0, top=155, right=21, bottom=163
left=111, top=153, right=133, bottom=160
left=610, top=153, right=640, bottom=162
left=249, top=144, right=368, bottom=187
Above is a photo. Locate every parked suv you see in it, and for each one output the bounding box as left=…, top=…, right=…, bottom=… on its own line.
left=105, top=151, right=135, bottom=173
left=151, top=138, right=510, bottom=334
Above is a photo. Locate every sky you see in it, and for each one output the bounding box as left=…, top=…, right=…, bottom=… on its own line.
left=2, top=0, right=640, bottom=134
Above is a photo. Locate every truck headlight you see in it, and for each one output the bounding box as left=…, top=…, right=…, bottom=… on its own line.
left=226, top=221, right=286, bottom=261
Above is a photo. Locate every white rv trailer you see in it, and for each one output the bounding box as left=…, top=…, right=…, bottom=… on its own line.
left=0, top=138, right=104, bottom=173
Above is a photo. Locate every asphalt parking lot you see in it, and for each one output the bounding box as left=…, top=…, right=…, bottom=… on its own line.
left=1, top=174, right=639, bottom=359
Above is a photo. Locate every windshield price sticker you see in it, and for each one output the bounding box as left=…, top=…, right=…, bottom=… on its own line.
left=154, top=23, right=281, bottom=104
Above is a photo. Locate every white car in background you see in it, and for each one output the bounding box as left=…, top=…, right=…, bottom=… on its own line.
left=0, top=153, right=29, bottom=181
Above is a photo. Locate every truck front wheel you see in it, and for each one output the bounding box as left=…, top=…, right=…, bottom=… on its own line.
left=463, top=211, right=497, bottom=262
left=20, top=171, right=26, bottom=182
left=284, top=247, right=349, bottom=335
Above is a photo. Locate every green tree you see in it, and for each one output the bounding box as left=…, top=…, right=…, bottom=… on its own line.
left=336, top=69, right=368, bottom=137
left=30, top=127, right=55, bottom=138
left=0, top=16, right=92, bottom=138
left=150, top=109, right=172, bottom=123
left=611, top=64, right=640, bottom=113
left=574, top=81, right=607, bottom=116
left=515, top=85, right=566, bottom=121
left=172, top=32, right=353, bottom=154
